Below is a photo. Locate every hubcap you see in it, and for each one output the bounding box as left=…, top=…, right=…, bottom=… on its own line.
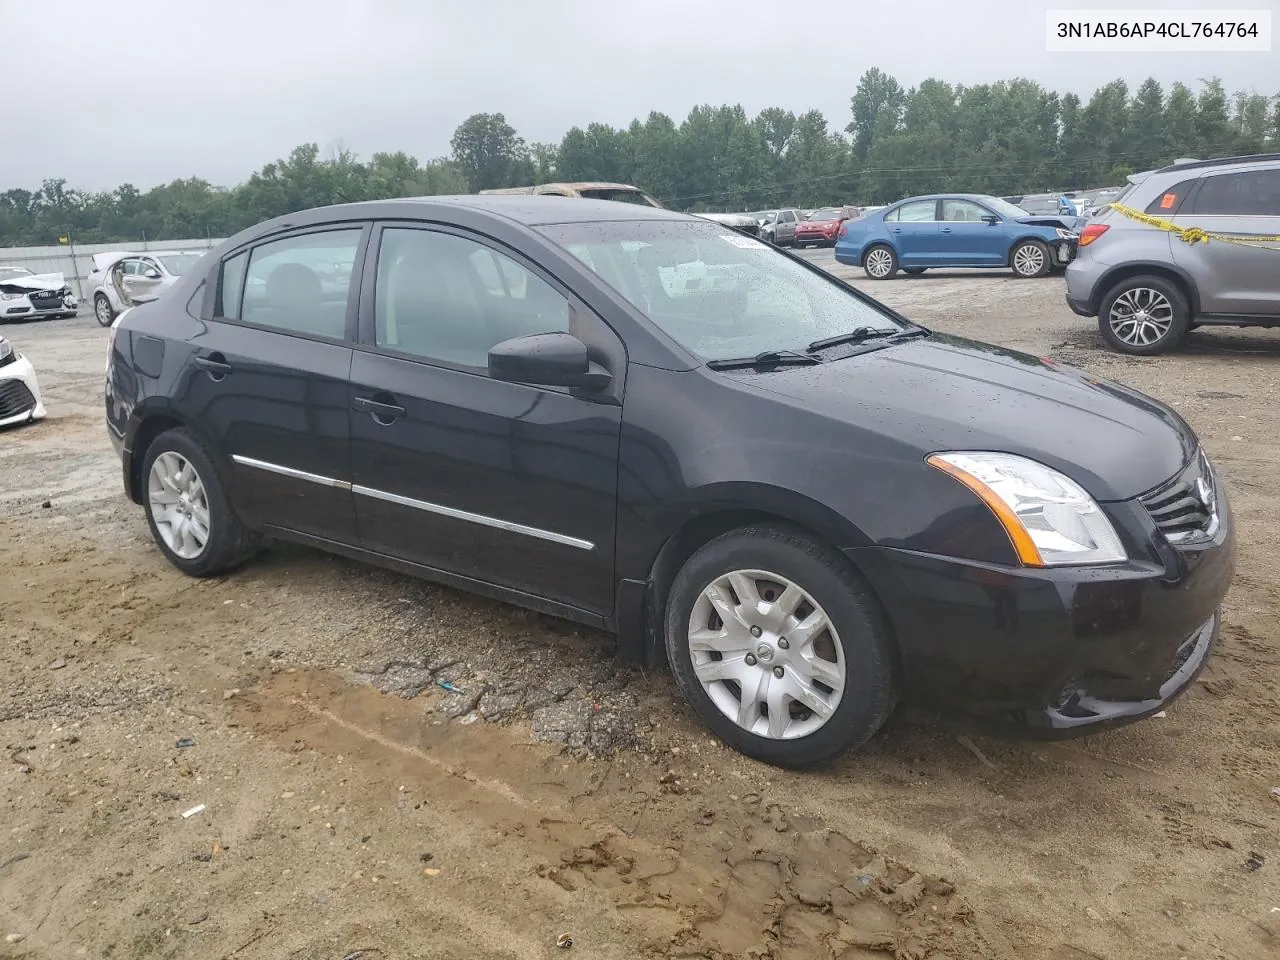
left=1109, top=287, right=1173, bottom=346
left=1013, top=244, right=1045, bottom=276
left=687, top=569, right=846, bottom=740
left=866, top=248, right=892, bottom=278
left=147, top=451, right=210, bottom=559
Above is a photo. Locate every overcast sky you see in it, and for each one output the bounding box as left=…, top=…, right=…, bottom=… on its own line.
left=3, top=0, right=1276, bottom=192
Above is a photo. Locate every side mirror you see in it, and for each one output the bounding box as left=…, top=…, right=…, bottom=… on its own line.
left=981, top=215, right=1001, bottom=225
left=143, top=268, right=161, bottom=279
left=488, top=332, right=612, bottom=391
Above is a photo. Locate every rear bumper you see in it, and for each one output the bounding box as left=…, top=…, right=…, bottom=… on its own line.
left=1066, top=294, right=1095, bottom=317
left=848, top=490, right=1235, bottom=737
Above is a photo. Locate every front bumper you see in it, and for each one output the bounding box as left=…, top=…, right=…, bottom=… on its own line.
left=2, top=292, right=77, bottom=319
left=850, top=481, right=1235, bottom=737
left=0, top=354, right=48, bottom=427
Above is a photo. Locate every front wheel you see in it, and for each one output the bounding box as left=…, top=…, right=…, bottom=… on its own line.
left=94, top=293, right=116, bottom=327
left=1010, top=240, right=1050, bottom=278
left=863, top=244, right=899, bottom=280
left=664, top=525, right=898, bottom=768
left=142, top=428, right=261, bottom=577
left=1098, top=275, right=1191, bottom=355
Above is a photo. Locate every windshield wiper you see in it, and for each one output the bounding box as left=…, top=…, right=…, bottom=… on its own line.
left=806, top=326, right=929, bottom=353
left=806, top=326, right=896, bottom=352
left=706, top=350, right=823, bottom=371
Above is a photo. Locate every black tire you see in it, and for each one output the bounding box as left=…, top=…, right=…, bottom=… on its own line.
left=862, top=244, right=899, bottom=280
left=903, top=267, right=926, bottom=276
left=1097, top=274, right=1191, bottom=356
left=664, top=524, right=899, bottom=768
left=141, top=427, right=260, bottom=577
left=1009, top=240, right=1051, bottom=278
left=94, top=293, right=116, bottom=327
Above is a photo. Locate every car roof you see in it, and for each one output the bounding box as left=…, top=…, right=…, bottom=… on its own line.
left=252, top=195, right=689, bottom=231
left=891, top=193, right=1000, bottom=203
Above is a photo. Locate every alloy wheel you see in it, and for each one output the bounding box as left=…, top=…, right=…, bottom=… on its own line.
left=94, top=296, right=113, bottom=326
left=865, top=248, right=894, bottom=278
left=148, top=451, right=211, bottom=559
left=687, top=569, right=845, bottom=740
left=1108, top=287, right=1174, bottom=347
left=1012, top=243, right=1046, bottom=276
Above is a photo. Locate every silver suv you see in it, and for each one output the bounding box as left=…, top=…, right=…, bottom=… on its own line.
left=1065, top=154, right=1280, bottom=354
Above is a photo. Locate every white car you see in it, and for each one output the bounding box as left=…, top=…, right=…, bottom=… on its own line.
left=87, top=250, right=205, bottom=327
left=0, top=266, right=78, bottom=322
left=0, top=335, right=46, bottom=427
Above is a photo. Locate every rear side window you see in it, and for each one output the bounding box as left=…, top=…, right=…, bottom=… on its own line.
left=221, top=229, right=361, bottom=339
left=895, top=200, right=938, bottom=222
left=1144, top=179, right=1197, bottom=215
left=1189, top=170, right=1280, bottom=217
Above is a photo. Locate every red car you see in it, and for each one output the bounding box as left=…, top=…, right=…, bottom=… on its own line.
left=793, top=206, right=860, bottom=248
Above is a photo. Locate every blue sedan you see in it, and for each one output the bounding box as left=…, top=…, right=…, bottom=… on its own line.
left=834, top=194, right=1080, bottom=280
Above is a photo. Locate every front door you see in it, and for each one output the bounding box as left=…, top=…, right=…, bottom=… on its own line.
left=347, top=224, right=623, bottom=616
left=938, top=198, right=1006, bottom=266
left=1171, top=168, right=1280, bottom=316
left=184, top=224, right=366, bottom=543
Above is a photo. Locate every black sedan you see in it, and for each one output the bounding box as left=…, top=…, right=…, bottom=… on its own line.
left=105, top=197, right=1234, bottom=767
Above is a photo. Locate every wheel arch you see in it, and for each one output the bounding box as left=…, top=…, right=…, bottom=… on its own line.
left=617, top=497, right=896, bottom=673
left=1093, top=262, right=1201, bottom=315
left=860, top=239, right=898, bottom=266
left=1004, top=233, right=1054, bottom=265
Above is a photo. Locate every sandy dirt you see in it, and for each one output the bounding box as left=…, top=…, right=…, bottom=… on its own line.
left=1, top=262, right=1278, bottom=960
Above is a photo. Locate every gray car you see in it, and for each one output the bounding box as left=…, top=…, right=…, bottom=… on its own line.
left=1065, top=154, right=1280, bottom=354
left=752, top=208, right=802, bottom=246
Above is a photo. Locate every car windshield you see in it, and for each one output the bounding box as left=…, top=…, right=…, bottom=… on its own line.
left=752, top=210, right=778, bottom=222
left=980, top=196, right=1037, bottom=219
left=539, top=219, right=904, bottom=363
left=0, top=267, right=34, bottom=280
left=578, top=188, right=661, bottom=207
left=157, top=253, right=203, bottom=276
left=806, top=210, right=841, bottom=221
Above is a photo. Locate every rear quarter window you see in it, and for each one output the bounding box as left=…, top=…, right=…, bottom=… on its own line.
left=1144, top=179, right=1197, bottom=215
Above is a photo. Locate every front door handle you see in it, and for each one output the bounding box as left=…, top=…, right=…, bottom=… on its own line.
left=354, top=395, right=406, bottom=424
left=941, top=227, right=953, bottom=233
left=193, top=354, right=232, bottom=380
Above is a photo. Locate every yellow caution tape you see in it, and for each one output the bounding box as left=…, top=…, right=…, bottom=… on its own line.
left=1107, top=203, right=1280, bottom=249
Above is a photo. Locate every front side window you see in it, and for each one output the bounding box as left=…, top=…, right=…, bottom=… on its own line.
left=1190, top=170, right=1280, bottom=217
left=895, top=200, right=938, bottom=222
left=375, top=228, right=569, bottom=369
left=220, top=229, right=360, bottom=338
left=942, top=199, right=990, bottom=222
left=540, top=219, right=902, bottom=363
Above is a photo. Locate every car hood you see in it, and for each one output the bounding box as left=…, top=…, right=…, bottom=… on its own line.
left=0, top=271, right=66, bottom=293
left=797, top=220, right=837, bottom=230
left=740, top=334, right=1194, bottom=501
left=1015, top=215, right=1082, bottom=233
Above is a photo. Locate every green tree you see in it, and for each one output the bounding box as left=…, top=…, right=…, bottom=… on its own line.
left=1126, top=78, right=1166, bottom=171
left=1164, top=82, right=1200, bottom=157
left=847, top=68, right=905, bottom=160
left=1195, top=78, right=1233, bottom=155
left=449, top=113, right=532, bottom=190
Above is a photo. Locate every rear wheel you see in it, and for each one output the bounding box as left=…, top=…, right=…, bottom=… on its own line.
left=1010, top=240, right=1050, bottom=278
left=664, top=525, right=898, bottom=767
left=142, top=428, right=260, bottom=577
left=94, top=293, right=115, bottom=327
left=1098, top=275, right=1191, bottom=355
left=863, top=244, right=899, bottom=280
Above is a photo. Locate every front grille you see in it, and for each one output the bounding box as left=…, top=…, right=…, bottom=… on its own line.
left=27, top=291, right=64, bottom=310
left=1140, top=450, right=1218, bottom=543
left=0, top=378, right=36, bottom=419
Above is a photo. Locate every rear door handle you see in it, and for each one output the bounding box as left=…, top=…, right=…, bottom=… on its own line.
left=193, top=354, right=232, bottom=379
left=941, top=227, right=953, bottom=233
left=353, top=395, right=406, bottom=424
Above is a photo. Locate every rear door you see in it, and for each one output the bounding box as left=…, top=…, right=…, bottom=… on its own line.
left=1170, top=168, right=1280, bottom=316
left=347, top=223, right=623, bottom=616
left=886, top=200, right=941, bottom=265
left=939, top=198, right=1005, bottom=265
left=778, top=209, right=798, bottom=244
left=184, top=224, right=367, bottom=543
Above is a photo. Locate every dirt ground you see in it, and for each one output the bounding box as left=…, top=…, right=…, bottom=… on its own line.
left=2, top=260, right=1278, bottom=960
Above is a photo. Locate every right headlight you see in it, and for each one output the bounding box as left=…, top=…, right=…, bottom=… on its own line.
left=927, top=451, right=1126, bottom=567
